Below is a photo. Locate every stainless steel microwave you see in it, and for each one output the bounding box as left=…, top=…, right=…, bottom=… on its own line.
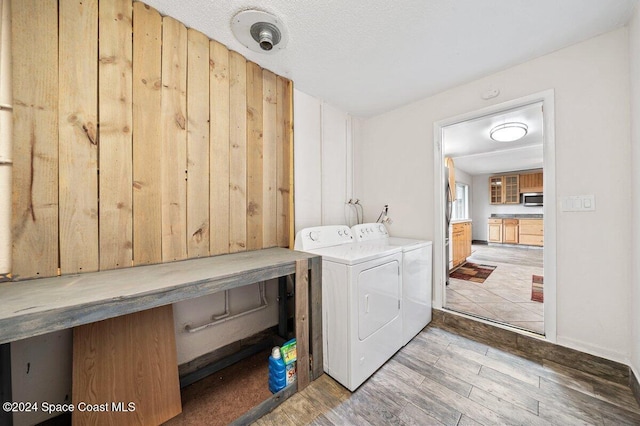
left=522, top=193, right=543, bottom=206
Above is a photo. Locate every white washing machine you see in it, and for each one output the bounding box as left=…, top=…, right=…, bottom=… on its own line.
left=352, top=223, right=432, bottom=346
left=294, top=225, right=403, bottom=391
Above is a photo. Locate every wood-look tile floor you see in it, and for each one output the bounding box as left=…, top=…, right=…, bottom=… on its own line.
left=254, top=325, right=640, bottom=425
left=446, top=244, right=544, bottom=334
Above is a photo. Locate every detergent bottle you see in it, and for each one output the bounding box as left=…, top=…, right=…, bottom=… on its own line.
left=268, top=346, right=286, bottom=393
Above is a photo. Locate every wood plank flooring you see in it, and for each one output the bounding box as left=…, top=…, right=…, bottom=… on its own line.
left=255, top=325, right=640, bottom=425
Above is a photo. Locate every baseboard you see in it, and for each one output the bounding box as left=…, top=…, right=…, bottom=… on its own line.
left=179, top=326, right=279, bottom=377
left=472, top=240, right=488, bottom=245
left=631, top=367, right=640, bottom=408
left=178, top=327, right=279, bottom=388
left=556, top=335, right=628, bottom=366
left=432, top=308, right=630, bottom=386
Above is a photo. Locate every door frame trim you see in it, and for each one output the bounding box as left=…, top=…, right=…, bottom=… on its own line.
left=432, top=89, right=557, bottom=342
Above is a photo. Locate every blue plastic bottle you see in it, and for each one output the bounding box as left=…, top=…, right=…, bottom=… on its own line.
left=268, top=346, right=286, bottom=393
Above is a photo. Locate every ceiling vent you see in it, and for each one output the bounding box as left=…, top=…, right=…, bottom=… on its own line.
left=231, top=10, right=288, bottom=54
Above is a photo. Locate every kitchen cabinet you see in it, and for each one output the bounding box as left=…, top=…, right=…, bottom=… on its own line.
left=488, top=219, right=503, bottom=243
left=489, top=176, right=503, bottom=204
left=489, top=174, right=519, bottom=204
left=503, top=219, right=519, bottom=244
left=452, top=221, right=472, bottom=268
left=519, top=171, right=543, bottom=193
left=519, top=219, right=544, bottom=246
left=504, top=175, right=520, bottom=204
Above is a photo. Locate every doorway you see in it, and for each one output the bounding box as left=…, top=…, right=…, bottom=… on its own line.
left=433, top=90, right=557, bottom=341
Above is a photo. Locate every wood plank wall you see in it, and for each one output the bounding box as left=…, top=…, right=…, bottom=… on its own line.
left=10, top=0, right=294, bottom=280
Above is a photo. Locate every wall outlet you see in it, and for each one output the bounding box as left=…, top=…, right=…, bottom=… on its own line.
left=561, top=195, right=595, bottom=212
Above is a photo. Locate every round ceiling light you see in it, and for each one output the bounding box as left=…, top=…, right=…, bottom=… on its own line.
left=231, top=10, right=288, bottom=54
left=489, top=122, right=528, bottom=142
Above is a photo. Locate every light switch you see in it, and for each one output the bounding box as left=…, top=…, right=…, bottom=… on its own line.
left=582, top=195, right=595, bottom=211
left=560, top=195, right=595, bottom=212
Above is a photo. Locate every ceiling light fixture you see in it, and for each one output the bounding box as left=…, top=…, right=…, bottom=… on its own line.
left=489, top=122, right=528, bottom=142
left=231, top=10, right=288, bottom=54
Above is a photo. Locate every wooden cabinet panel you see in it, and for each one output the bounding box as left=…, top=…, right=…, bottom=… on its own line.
left=73, top=305, right=182, bottom=425
left=464, top=222, right=472, bottom=258
left=503, top=219, right=519, bottom=244
left=452, top=222, right=472, bottom=268
left=488, top=220, right=503, bottom=243
left=518, top=219, right=543, bottom=246
left=445, top=157, right=455, bottom=198
left=519, top=234, right=544, bottom=246
left=519, top=220, right=544, bottom=235
left=519, top=171, right=543, bottom=193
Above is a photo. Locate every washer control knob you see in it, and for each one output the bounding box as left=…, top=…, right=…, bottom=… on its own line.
left=309, top=231, right=320, bottom=241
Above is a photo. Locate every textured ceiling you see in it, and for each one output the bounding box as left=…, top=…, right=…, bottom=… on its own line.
left=143, top=0, right=638, bottom=117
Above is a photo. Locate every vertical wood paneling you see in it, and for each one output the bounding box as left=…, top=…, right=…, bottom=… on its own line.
left=285, top=80, right=294, bottom=248
left=276, top=77, right=293, bottom=248
left=295, top=258, right=310, bottom=390
left=99, top=0, right=133, bottom=270
left=262, top=70, right=277, bottom=248
left=276, top=77, right=285, bottom=247
left=186, top=28, right=210, bottom=258
left=229, top=51, right=247, bottom=253
left=209, top=41, right=230, bottom=255
left=11, top=0, right=59, bottom=279
left=11, top=2, right=295, bottom=280
left=160, top=17, right=188, bottom=261
left=246, top=61, right=263, bottom=250
left=132, top=2, right=162, bottom=265
left=59, top=0, right=99, bottom=274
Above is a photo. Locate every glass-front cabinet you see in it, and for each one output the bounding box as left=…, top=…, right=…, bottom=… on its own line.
left=489, top=176, right=503, bottom=204
left=489, top=174, right=519, bottom=204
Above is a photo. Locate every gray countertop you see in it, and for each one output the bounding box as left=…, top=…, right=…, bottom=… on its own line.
left=490, top=214, right=543, bottom=219
left=0, top=247, right=318, bottom=345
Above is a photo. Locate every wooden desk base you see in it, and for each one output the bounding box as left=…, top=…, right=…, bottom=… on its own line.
left=72, top=305, right=182, bottom=425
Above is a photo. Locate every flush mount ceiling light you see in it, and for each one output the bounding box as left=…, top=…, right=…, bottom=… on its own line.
left=231, top=10, right=288, bottom=54
left=489, top=122, right=528, bottom=142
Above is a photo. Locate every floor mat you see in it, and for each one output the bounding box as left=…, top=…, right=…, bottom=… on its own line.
left=449, top=262, right=496, bottom=283
left=164, top=349, right=272, bottom=425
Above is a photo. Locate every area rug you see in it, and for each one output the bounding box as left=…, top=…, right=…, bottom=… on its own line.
left=449, top=262, right=497, bottom=283
left=531, top=275, right=544, bottom=302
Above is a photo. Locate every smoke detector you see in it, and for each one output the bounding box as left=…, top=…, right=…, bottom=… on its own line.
left=231, top=10, right=288, bottom=54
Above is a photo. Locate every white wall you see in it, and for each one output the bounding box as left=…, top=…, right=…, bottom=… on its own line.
left=293, top=89, right=355, bottom=231
left=293, top=90, right=322, bottom=230
left=11, top=332, right=72, bottom=426
left=629, top=3, right=640, bottom=381
left=173, top=281, right=279, bottom=364
left=472, top=174, right=544, bottom=241
left=356, top=28, right=632, bottom=363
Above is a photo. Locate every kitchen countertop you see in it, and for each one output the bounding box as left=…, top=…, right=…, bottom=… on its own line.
left=489, top=214, right=543, bottom=219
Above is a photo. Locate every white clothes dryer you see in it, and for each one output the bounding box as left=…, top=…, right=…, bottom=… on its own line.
left=352, top=223, right=433, bottom=346
left=294, top=225, right=403, bottom=391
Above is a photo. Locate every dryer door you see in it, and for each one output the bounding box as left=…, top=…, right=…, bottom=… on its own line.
left=357, top=259, right=401, bottom=340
